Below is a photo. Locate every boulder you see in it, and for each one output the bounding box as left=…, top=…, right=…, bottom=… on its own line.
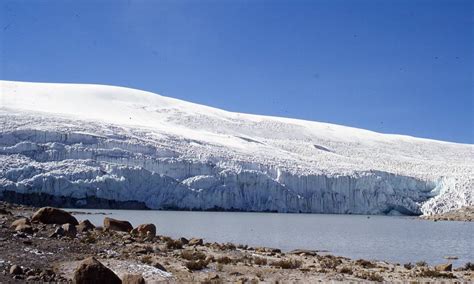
left=131, top=223, right=156, bottom=237
left=76, top=220, right=95, bottom=233
left=62, top=223, right=77, bottom=238
left=10, top=218, right=31, bottom=229
left=122, top=274, right=145, bottom=284
left=32, top=207, right=78, bottom=225
left=188, top=238, right=203, bottom=246
left=15, top=224, right=34, bottom=235
left=73, top=257, right=121, bottom=284
left=435, top=263, right=452, bottom=272
left=179, top=237, right=189, bottom=245
left=103, top=217, right=133, bottom=232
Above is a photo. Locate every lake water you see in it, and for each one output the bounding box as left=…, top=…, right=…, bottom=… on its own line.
left=69, top=210, right=473, bottom=267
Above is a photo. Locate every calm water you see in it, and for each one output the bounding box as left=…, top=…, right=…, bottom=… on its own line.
left=69, top=210, right=473, bottom=267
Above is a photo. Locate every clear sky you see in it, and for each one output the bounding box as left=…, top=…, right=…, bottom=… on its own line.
left=1, top=0, right=472, bottom=143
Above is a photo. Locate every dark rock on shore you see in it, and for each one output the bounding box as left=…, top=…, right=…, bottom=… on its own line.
left=179, top=237, right=189, bottom=244
left=32, top=207, right=78, bottom=225
left=188, top=238, right=203, bottom=246
left=104, top=217, right=133, bottom=232
left=73, top=257, right=121, bottom=284
left=289, top=249, right=319, bottom=256
left=131, top=223, right=156, bottom=237
left=77, top=219, right=96, bottom=232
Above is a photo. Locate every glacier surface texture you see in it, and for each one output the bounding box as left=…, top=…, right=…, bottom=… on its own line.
left=0, top=81, right=472, bottom=215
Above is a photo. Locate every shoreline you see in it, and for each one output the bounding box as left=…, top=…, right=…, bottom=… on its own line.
left=5, top=190, right=473, bottom=221
left=421, top=206, right=474, bottom=222
left=1, top=201, right=473, bottom=282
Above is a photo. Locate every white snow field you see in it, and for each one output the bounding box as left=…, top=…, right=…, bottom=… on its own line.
left=0, top=80, right=472, bottom=215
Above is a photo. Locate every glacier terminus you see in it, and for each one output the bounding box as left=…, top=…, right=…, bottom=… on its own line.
left=0, top=80, right=472, bottom=215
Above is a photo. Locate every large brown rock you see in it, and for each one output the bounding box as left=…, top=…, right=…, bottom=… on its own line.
left=10, top=218, right=31, bottom=229
left=73, top=257, right=121, bottom=284
left=76, top=220, right=96, bottom=233
left=122, top=274, right=145, bottom=284
left=435, top=263, right=452, bottom=272
left=32, top=207, right=78, bottom=225
left=130, top=223, right=156, bottom=237
left=103, top=217, right=133, bottom=232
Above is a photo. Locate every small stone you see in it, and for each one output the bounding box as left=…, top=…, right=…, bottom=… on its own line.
left=76, top=219, right=96, bottom=233
left=188, top=238, right=203, bottom=246
left=15, top=232, right=27, bottom=238
left=289, top=249, right=318, bottom=256
left=179, top=237, right=189, bottom=245
left=62, top=223, right=77, bottom=238
left=208, top=272, right=219, bottom=279
left=10, top=265, right=23, bottom=275
left=50, top=226, right=65, bottom=238
left=26, top=275, right=39, bottom=281
left=122, top=274, right=145, bottom=284
left=151, top=261, right=167, bottom=272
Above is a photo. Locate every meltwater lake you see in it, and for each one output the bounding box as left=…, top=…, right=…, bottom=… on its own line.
left=70, top=210, right=473, bottom=267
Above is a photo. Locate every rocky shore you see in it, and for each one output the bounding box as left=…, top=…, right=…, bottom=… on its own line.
left=0, top=202, right=473, bottom=283
left=421, top=206, right=474, bottom=222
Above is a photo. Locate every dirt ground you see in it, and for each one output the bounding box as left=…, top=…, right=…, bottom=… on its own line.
left=0, top=202, right=473, bottom=283
left=421, top=206, right=474, bottom=222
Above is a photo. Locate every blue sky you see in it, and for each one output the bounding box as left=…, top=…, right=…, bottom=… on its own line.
left=1, top=0, right=472, bottom=143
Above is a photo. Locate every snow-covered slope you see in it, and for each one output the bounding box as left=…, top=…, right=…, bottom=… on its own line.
left=0, top=80, right=472, bottom=215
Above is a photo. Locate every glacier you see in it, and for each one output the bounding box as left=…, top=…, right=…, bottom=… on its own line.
left=0, top=80, right=472, bottom=215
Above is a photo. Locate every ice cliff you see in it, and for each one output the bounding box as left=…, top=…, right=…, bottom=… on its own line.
left=0, top=80, right=472, bottom=215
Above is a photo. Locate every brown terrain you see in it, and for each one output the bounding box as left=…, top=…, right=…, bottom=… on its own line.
left=0, top=201, right=473, bottom=283
left=421, top=206, right=474, bottom=222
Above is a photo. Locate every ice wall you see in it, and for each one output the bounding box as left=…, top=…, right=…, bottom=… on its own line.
left=0, top=127, right=437, bottom=215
